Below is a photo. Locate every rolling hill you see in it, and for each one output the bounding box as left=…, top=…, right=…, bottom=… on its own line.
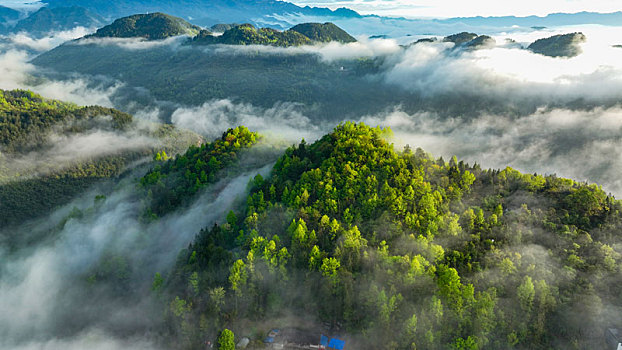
left=87, top=12, right=201, bottom=40
left=159, top=122, right=622, bottom=349
left=0, top=89, right=200, bottom=229
left=528, top=32, right=587, bottom=58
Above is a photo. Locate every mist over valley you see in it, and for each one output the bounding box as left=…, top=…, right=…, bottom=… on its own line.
left=2, top=2, right=622, bottom=349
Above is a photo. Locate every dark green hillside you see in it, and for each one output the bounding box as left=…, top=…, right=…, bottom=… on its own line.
left=465, top=35, right=496, bottom=49
left=162, top=123, right=622, bottom=350
left=88, top=12, right=201, bottom=40
left=528, top=32, right=587, bottom=57
left=192, top=22, right=355, bottom=46
left=209, top=23, right=237, bottom=33
left=192, top=24, right=311, bottom=47
left=0, top=89, right=130, bottom=153
left=289, top=22, right=357, bottom=43
left=32, top=43, right=405, bottom=120
left=444, top=32, right=478, bottom=45
left=0, top=89, right=200, bottom=227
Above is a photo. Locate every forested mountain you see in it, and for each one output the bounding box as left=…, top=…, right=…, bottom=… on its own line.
left=9, top=6, right=105, bottom=36
left=289, top=22, right=357, bottom=43
left=192, top=24, right=311, bottom=47
left=159, top=123, right=622, bottom=349
left=528, top=32, right=587, bottom=57
left=440, top=11, right=622, bottom=28
left=32, top=39, right=405, bottom=120
left=140, top=126, right=260, bottom=218
left=88, top=12, right=201, bottom=40
left=443, top=32, right=479, bottom=45
left=191, top=22, right=355, bottom=47
left=0, top=89, right=200, bottom=229
left=209, top=23, right=237, bottom=33
left=440, top=32, right=497, bottom=49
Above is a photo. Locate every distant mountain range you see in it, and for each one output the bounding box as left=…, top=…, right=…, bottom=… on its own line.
left=41, top=0, right=361, bottom=27
left=0, top=5, right=20, bottom=24
left=13, top=6, right=104, bottom=35
left=83, top=12, right=356, bottom=46
left=438, top=11, right=622, bottom=28
left=0, top=6, right=104, bottom=36
left=3, top=1, right=622, bottom=40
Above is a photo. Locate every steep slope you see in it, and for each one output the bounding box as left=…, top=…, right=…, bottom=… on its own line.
left=140, top=126, right=260, bottom=218
left=161, top=123, right=622, bottom=349
left=289, top=22, right=357, bottom=43
left=87, top=12, right=201, bottom=40
left=0, top=89, right=200, bottom=228
left=528, top=32, right=587, bottom=57
left=10, top=6, right=105, bottom=36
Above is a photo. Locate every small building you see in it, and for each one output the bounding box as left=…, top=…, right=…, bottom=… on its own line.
left=606, top=328, right=622, bottom=350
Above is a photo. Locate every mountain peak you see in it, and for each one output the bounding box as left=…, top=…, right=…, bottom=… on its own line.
left=88, top=12, right=201, bottom=40
left=289, top=22, right=356, bottom=43
left=528, top=32, right=587, bottom=57
left=192, top=22, right=356, bottom=47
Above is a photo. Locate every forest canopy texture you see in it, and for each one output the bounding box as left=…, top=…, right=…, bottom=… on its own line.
left=157, top=123, right=622, bottom=350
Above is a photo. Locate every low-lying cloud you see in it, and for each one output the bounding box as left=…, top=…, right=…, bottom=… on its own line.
left=171, top=99, right=322, bottom=141
left=0, top=49, right=120, bottom=107
left=73, top=35, right=190, bottom=51
left=0, top=126, right=161, bottom=180
left=0, top=156, right=275, bottom=349
left=0, top=27, right=93, bottom=52
left=362, top=105, right=622, bottom=195
left=381, top=26, right=622, bottom=106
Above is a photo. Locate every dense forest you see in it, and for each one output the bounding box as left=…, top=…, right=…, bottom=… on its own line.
left=84, top=12, right=356, bottom=47
left=3, top=6, right=621, bottom=349
left=87, top=12, right=201, bottom=40
left=140, top=126, right=260, bottom=218
left=156, top=123, right=622, bottom=349
left=528, top=32, right=587, bottom=58
left=191, top=24, right=313, bottom=47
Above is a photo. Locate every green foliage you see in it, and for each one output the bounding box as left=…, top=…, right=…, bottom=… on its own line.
left=0, top=89, right=199, bottom=229
left=140, top=126, right=259, bottom=217
left=192, top=22, right=355, bottom=47
left=88, top=12, right=201, bottom=40
left=289, top=22, right=356, bottom=43
left=528, top=32, right=587, bottom=57
left=0, top=89, right=131, bottom=152
left=33, top=37, right=410, bottom=121
left=443, top=32, right=478, bottom=45
left=160, top=123, right=622, bottom=349
left=217, top=329, right=235, bottom=350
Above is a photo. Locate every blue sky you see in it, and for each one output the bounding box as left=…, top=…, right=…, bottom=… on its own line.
left=290, top=0, right=622, bottom=18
